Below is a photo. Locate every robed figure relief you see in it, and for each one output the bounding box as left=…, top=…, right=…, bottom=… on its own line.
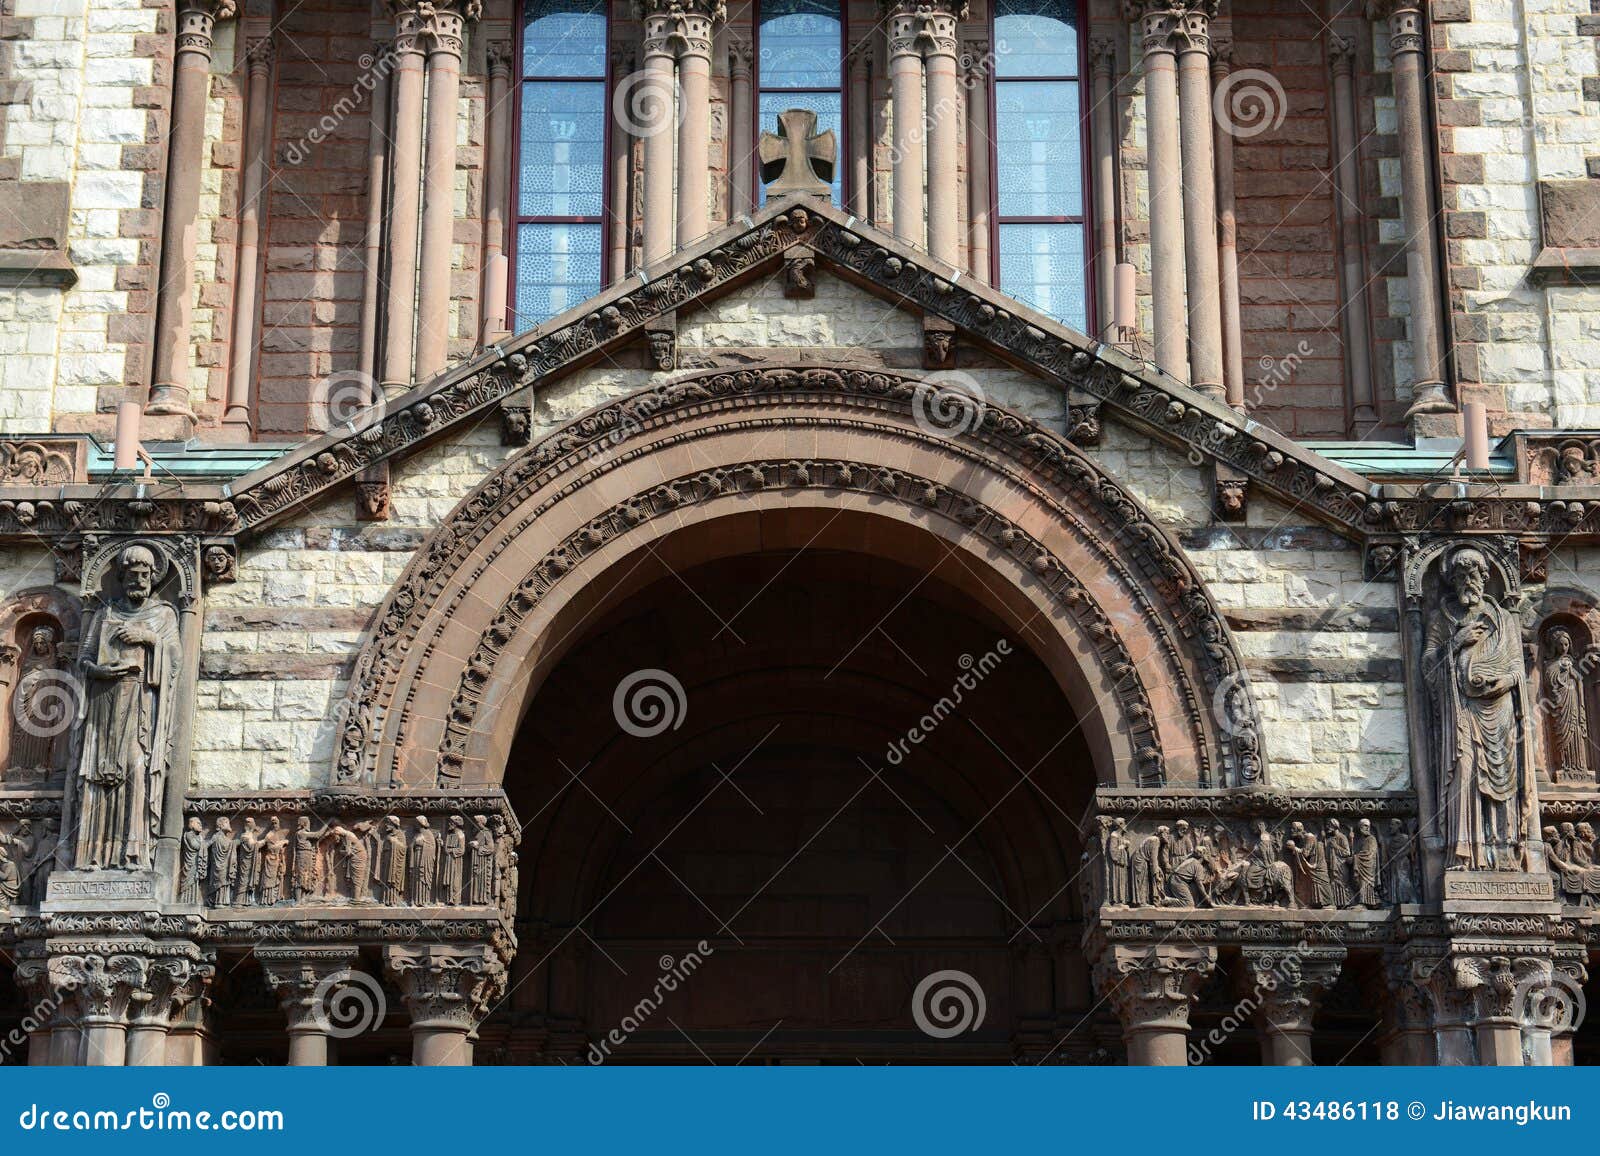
left=1421, top=546, right=1536, bottom=872
left=1543, top=628, right=1591, bottom=783
left=71, top=546, right=182, bottom=870
left=9, top=623, right=69, bottom=777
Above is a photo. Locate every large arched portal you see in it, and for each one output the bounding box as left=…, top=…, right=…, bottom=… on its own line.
left=483, top=522, right=1099, bottom=1063
left=331, top=365, right=1266, bottom=1064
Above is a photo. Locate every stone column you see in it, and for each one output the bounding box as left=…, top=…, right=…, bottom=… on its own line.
left=127, top=959, right=212, bottom=1067
left=1131, top=3, right=1187, bottom=381
left=1328, top=31, right=1377, bottom=430
left=1241, top=948, right=1345, bottom=1066
left=1418, top=956, right=1478, bottom=1065
left=382, top=6, right=428, bottom=390
left=386, top=944, right=507, bottom=1066
left=1370, top=954, right=1436, bottom=1065
left=1380, top=2, right=1450, bottom=420
left=49, top=952, right=152, bottom=1066
left=640, top=19, right=677, bottom=266
left=963, top=38, right=990, bottom=282
left=888, top=7, right=925, bottom=249
left=1095, top=944, right=1215, bottom=1065
left=1089, top=37, right=1118, bottom=335
left=13, top=959, right=59, bottom=1066
left=728, top=36, right=754, bottom=219
left=223, top=37, right=273, bottom=431
left=414, top=0, right=472, bottom=380
left=481, top=41, right=513, bottom=341
left=676, top=13, right=715, bottom=248
left=259, top=946, right=362, bottom=1067
left=1456, top=955, right=1549, bottom=1067
left=1175, top=4, right=1223, bottom=398
left=922, top=9, right=961, bottom=266
left=147, top=0, right=236, bottom=417
left=1209, top=34, right=1245, bottom=407
left=609, top=45, right=636, bottom=278
left=849, top=45, right=872, bottom=219
left=359, top=36, right=392, bottom=383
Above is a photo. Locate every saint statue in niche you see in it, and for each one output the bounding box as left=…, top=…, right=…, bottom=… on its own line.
left=71, top=545, right=182, bottom=870
left=1421, top=546, right=1535, bottom=872
left=1543, top=627, right=1591, bottom=783
left=8, top=621, right=70, bottom=777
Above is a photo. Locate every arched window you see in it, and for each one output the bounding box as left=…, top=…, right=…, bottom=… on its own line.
left=990, top=0, right=1085, bottom=328
left=513, top=0, right=608, bottom=328
left=756, top=0, right=844, bottom=204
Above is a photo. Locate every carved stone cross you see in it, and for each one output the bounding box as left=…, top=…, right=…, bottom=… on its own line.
left=758, top=108, right=836, bottom=200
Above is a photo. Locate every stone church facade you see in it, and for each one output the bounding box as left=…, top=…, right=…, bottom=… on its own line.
left=1, top=0, right=1599, bottom=1066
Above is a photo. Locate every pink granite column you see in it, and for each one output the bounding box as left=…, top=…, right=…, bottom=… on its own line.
left=728, top=36, right=754, bottom=218
left=382, top=9, right=427, bottom=390
left=358, top=37, right=392, bottom=386
left=922, top=11, right=961, bottom=265
left=1210, top=33, right=1245, bottom=408
left=849, top=44, right=872, bottom=218
left=147, top=0, right=236, bottom=417
left=675, top=7, right=718, bottom=248
left=963, top=38, right=990, bottom=282
left=1175, top=4, right=1223, bottom=399
left=1132, top=3, right=1187, bottom=382
left=1096, top=945, right=1215, bottom=1066
left=386, top=945, right=506, bottom=1068
left=223, top=37, right=272, bottom=431
left=640, top=18, right=677, bottom=266
left=1329, top=31, right=1377, bottom=429
left=481, top=41, right=512, bottom=342
left=414, top=0, right=471, bottom=380
left=1383, top=2, right=1450, bottom=419
left=888, top=9, right=924, bottom=248
left=259, top=948, right=362, bottom=1068
left=1090, top=37, right=1118, bottom=336
left=609, top=44, right=636, bottom=278
left=1242, top=949, right=1344, bottom=1066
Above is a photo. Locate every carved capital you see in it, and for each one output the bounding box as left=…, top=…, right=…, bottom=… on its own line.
left=1328, top=32, right=1357, bottom=75
left=175, top=0, right=235, bottom=54
left=385, top=944, right=506, bottom=1031
left=48, top=953, right=151, bottom=1024
left=1452, top=953, right=1552, bottom=1026
left=1089, top=36, right=1118, bottom=77
left=244, top=36, right=275, bottom=75
left=486, top=39, right=514, bottom=78
left=727, top=34, right=752, bottom=78
left=131, top=958, right=213, bottom=1027
left=1094, top=944, right=1216, bottom=1034
left=258, top=946, right=365, bottom=1033
left=1239, top=947, right=1345, bottom=1036
left=1373, top=951, right=1433, bottom=1033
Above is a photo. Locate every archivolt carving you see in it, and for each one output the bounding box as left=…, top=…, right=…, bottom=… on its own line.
left=333, top=367, right=1264, bottom=791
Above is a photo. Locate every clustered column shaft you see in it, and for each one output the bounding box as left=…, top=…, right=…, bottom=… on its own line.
left=414, top=4, right=468, bottom=380
left=885, top=0, right=965, bottom=264
left=640, top=0, right=724, bottom=268
left=1327, top=31, right=1377, bottom=429
left=223, top=38, right=273, bottom=430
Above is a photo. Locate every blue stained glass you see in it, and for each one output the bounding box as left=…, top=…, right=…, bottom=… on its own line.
left=514, top=222, right=602, bottom=328
left=994, top=0, right=1078, bottom=78
left=994, top=80, right=1081, bottom=217
left=759, top=0, right=842, bottom=89
left=522, top=0, right=607, bottom=78
left=757, top=91, right=842, bottom=205
left=998, top=222, right=1086, bottom=330
left=519, top=80, right=605, bottom=217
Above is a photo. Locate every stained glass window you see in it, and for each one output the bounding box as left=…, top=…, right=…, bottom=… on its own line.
left=513, top=0, right=608, bottom=329
left=990, top=0, right=1086, bottom=330
left=755, top=0, right=843, bottom=206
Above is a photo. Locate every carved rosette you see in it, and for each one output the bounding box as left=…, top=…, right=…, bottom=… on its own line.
left=1240, top=947, right=1345, bottom=1036
left=384, top=944, right=506, bottom=1033
left=1094, top=945, right=1216, bottom=1034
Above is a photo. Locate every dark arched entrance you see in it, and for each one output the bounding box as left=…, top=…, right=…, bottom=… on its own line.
left=479, top=545, right=1107, bottom=1063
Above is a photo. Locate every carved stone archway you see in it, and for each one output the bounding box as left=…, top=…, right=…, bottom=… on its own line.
left=333, top=366, right=1265, bottom=792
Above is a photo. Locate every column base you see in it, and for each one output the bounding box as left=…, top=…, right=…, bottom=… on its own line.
left=1403, top=379, right=1453, bottom=419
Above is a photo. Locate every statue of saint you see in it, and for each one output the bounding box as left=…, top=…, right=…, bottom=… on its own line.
left=1351, top=818, right=1380, bottom=907
left=258, top=816, right=288, bottom=905
left=1543, top=628, right=1591, bottom=783
left=0, top=843, right=17, bottom=907
left=1421, top=546, right=1535, bottom=871
left=442, top=815, right=467, bottom=905
left=1102, top=818, right=1131, bottom=906
left=70, top=546, right=182, bottom=869
left=9, top=623, right=68, bottom=776
left=468, top=814, right=495, bottom=905
left=408, top=816, right=439, bottom=905
left=177, top=816, right=204, bottom=905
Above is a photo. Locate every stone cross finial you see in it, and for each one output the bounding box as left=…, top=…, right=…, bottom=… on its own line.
left=758, top=108, right=836, bottom=200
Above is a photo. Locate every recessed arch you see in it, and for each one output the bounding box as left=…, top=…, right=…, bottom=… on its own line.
left=334, top=365, right=1265, bottom=790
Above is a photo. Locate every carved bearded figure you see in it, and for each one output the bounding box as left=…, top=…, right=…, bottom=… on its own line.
left=1422, top=547, right=1536, bottom=871
left=71, top=546, right=182, bottom=869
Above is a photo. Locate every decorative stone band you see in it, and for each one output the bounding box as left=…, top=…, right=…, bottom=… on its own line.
left=178, top=791, right=520, bottom=918
left=0, top=201, right=1592, bottom=549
